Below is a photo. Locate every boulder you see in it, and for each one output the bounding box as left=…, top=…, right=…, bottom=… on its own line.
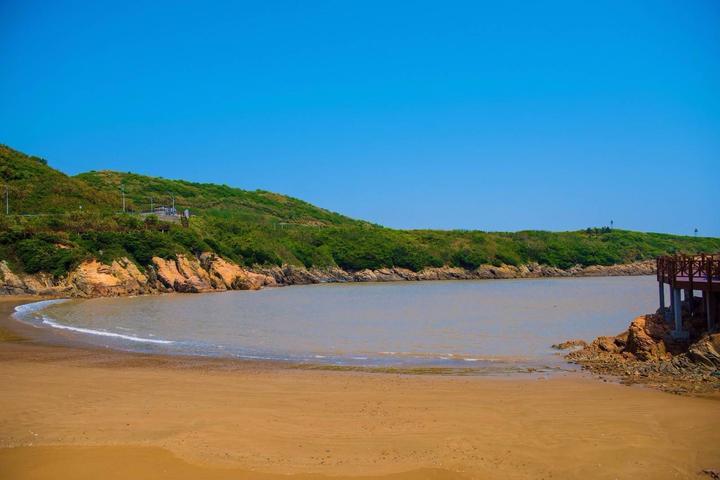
left=66, top=258, right=152, bottom=297
left=687, top=334, right=720, bottom=369
left=0, top=261, right=30, bottom=294
left=624, top=315, right=668, bottom=361
left=152, top=256, right=214, bottom=293
left=353, top=269, right=378, bottom=282
left=552, top=339, right=588, bottom=350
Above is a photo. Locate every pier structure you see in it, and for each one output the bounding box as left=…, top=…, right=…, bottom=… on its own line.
left=656, top=254, right=720, bottom=339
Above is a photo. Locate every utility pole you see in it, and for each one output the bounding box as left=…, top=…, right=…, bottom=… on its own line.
left=150, top=196, right=154, bottom=213
left=4, top=184, right=8, bottom=215
left=121, top=185, right=126, bottom=213
left=167, top=192, right=175, bottom=213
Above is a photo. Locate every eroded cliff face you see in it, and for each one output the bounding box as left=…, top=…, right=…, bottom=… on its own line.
left=0, top=261, right=61, bottom=296
left=0, top=254, right=276, bottom=298
left=0, top=257, right=655, bottom=298
left=255, top=260, right=655, bottom=285
left=67, top=258, right=151, bottom=297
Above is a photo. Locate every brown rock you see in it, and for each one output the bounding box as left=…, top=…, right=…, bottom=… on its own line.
left=596, top=336, right=621, bottom=353
left=552, top=339, right=588, bottom=350
left=66, top=258, right=152, bottom=297
left=0, top=261, right=27, bottom=294
left=152, top=256, right=213, bottom=293
left=625, top=315, right=668, bottom=361
left=200, top=253, right=276, bottom=290
left=688, top=334, right=720, bottom=369
left=353, top=269, right=378, bottom=282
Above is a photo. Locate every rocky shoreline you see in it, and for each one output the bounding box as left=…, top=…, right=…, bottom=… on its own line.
left=559, top=313, right=720, bottom=395
left=0, top=254, right=655, bottom=298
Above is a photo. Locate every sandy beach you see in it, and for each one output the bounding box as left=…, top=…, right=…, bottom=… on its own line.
left=1, top=296, right=719, bottom=480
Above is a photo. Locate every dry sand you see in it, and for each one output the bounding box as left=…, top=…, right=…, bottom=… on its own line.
left=0, top=296, right=719, bottom=479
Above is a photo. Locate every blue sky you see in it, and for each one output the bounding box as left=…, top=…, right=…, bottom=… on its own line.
left=1, top=1, right=718, bottom=235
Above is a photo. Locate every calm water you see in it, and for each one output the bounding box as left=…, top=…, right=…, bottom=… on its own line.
left=15, top=276, right=658, bottom=371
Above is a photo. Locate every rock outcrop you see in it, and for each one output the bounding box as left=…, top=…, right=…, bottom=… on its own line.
left=152, top=255, right=213, bottom=293
left=566, top=312, right=720, bottom=395
left=66, top=258, right=152, bottom=297
left=0, top=261, right=65, bottom=296
left=199, top=253, right=276, bottom=290
left=687, top=334, right=720, bottom=369
left=0, top=256, right=656, bottom=298
left=0, top=254, right=276, bottom=298
left=253, top=260, right=655, bottom=286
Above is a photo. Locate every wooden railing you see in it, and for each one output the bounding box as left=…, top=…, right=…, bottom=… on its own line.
left=657, top=253, right=720, bottom=288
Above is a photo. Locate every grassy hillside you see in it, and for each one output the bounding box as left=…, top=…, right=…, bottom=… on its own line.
left=0, top=145, right=118, bottom=214
left=75, top=170, right=363, bottom=227
left=1, top=144, right=719, bottom=277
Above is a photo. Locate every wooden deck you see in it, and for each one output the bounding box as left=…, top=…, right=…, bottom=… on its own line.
left=657, top=254, right=720, bottom=292
left=657, top=253, right=719, bottom=336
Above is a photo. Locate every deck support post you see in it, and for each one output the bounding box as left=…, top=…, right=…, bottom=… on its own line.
left=672, top=288, right=689, bottom=340
left=669, top=285, right=676, bottom=323
left=658, top=282, right=666, bottom=318
left=707, top=292, right=716, bottom=332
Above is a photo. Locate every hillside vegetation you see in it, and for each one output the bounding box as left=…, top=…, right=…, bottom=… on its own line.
left=0, top=145, right=118, bottom=214
left=2, top=144, right=719, bottom=277
left=76, top=170, right=363, bottom=227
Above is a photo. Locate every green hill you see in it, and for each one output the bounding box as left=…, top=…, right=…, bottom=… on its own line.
left=1, top=144, right=719, bottom=277
left=75, top=170, right=363, bottom=227
left=0, top=144, right=118, bottom=214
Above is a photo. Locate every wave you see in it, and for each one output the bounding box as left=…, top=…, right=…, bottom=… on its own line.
left=13, top=299, right=173, bottom=345
left=14, top=298, right=70, bottom=315
left=40, top=316, right=174, bottom=344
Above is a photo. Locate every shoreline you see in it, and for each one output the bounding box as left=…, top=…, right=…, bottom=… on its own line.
left=1, top=255, right=655, bottom=299
left=3, top=294, right=576, bottom=377
left=1, top=295, right=720, bottom=478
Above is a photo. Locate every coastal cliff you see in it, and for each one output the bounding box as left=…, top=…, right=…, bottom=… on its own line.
left=0, top=254, right=276, bottom=297
left=0, top=255, right=654, bottom=298
left=255, top=260, right=654, bottom=284
left=560, top=312, right=720, bottom=395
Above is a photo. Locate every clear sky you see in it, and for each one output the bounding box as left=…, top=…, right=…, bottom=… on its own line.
left=1, top=1, right=718, bottom=236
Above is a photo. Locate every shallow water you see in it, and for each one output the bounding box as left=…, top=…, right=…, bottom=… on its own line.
left=15, top=276, right=658, bottom=371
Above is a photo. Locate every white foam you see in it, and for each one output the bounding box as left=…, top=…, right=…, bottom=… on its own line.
left=13, top=298, right=174, bottom=345
left=41, top=316, right=174, bottom=345
left=14, top=298, right=69, bottom=316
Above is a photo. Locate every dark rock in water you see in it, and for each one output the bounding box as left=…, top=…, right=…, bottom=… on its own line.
left=551, top=339, right=587, bottom=350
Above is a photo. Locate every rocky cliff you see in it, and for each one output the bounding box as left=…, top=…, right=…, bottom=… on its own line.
left=563, top=312, right=720, bottom=395
left=0, top=256, right=655, bottom=298
left=0, top=254, right=276, bottom=298
left=255, top=260, right=655, bottom=285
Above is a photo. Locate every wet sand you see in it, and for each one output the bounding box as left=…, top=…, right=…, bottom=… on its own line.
left=1, top=296, right=719, bottom=479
